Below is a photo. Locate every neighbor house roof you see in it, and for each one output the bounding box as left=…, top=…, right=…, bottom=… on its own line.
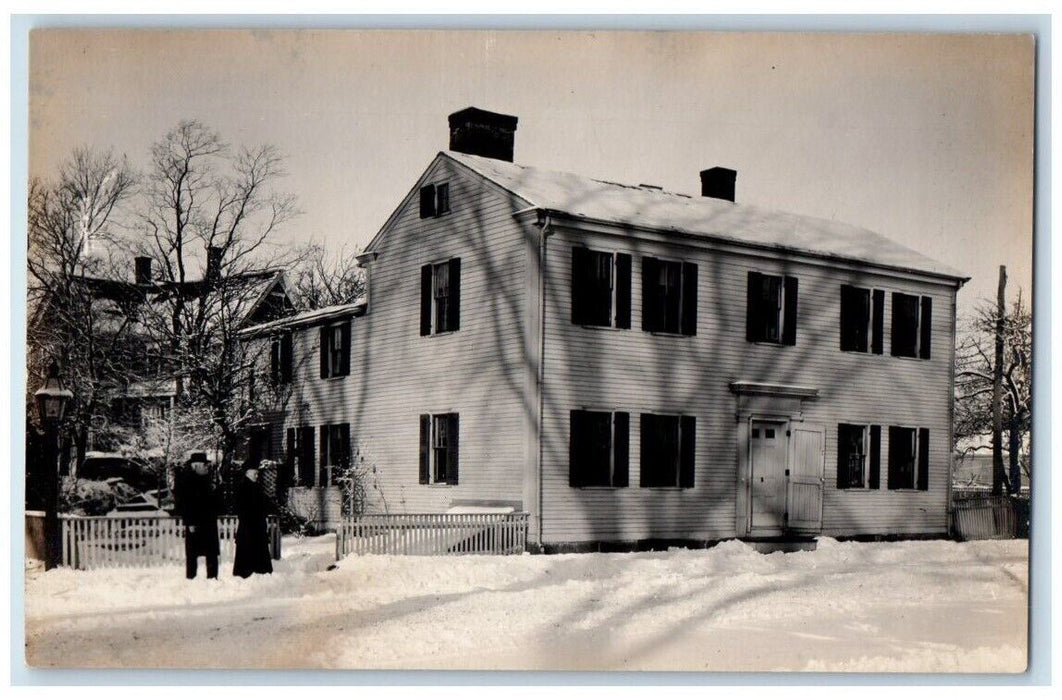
left=240, top=299, right=367, bottom=338
left=442, top=151, right=967, bottom=283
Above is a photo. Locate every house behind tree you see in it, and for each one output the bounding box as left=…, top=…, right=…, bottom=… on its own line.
left=241, top=107, right=968, bottom=548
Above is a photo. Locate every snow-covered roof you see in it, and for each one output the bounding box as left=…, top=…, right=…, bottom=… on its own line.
left=240, top=299, right=367, bottom=337
left=443, top=151, right=967, bottom=283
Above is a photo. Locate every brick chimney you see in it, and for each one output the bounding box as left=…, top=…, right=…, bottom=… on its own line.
left=206, top=246, right=223, bottom=281
left=448, top=107, right=519, bottom=162
left=134, top=256, right=153, bottom=285
left=700, top=167, right=737, bottom=202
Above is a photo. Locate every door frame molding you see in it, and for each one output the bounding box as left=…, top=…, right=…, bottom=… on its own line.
left=731, top=382, right=820, bottom=537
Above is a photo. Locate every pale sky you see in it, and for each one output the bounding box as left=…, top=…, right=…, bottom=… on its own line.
left=29, top=30, right=1035, bottom=317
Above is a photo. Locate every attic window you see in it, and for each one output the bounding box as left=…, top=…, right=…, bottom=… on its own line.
left=419, top=182, right=450, bottom=219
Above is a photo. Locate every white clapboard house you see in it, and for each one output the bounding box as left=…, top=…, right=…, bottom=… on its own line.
left=241, top=107, right=968, bottom=548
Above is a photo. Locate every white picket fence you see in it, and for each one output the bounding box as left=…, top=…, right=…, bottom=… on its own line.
left=335, top=512, right=530, bottom=559
left=59, top=514, right=281, bottom=570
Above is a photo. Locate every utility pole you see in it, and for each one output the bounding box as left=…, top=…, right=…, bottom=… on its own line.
left=992, top=265, right=1006, bottom=496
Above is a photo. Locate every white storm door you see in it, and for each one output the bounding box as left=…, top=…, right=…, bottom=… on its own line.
left=786, top=424, right=825, bottom=532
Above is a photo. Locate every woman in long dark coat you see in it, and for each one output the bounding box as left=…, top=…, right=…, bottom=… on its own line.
left=233, top=467, right=273, bottom=578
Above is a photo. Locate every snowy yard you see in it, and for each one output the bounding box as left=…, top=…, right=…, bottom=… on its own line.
left=24, top=536, right=1027, bottom=673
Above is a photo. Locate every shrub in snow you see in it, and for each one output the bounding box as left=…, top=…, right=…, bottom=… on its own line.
left=59, top=477, right=117, bottom=516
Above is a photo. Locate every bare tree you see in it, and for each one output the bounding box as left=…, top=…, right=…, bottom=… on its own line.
left=289, top=242, right=366, bottom=310
left=134, top=120, right=299, bottom=468
left=955, top=291, right=1032, bottom=493
left=27, top=147, right=138, bottom=468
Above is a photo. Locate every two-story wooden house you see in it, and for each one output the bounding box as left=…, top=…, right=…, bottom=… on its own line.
left=242, top=107, right=967, bottom=548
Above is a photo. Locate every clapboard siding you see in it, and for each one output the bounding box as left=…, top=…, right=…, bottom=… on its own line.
left=273, top=157, right=534, bottom=515
left=539, top=225, right=956, bottom=543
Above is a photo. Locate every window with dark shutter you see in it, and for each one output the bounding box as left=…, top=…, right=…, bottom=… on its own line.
left=891, top=293, right=921, bottom=358
left=840, top=286, right=871, bottom=352
left=569, top=410, right=627, bottom=487
left=318, top=425, right=329, bottom=487
left=747, top=272, right=795, bottom=344
left=871, top=290, right=885, bottom=355
left=919, top=296, right=932, bottom=359
left=837, top=423, right=867, bottom=488
left=640, top=413, right=694, bottom=488
left=283, top=428, right=296, bottom=490
left=319, top=326, right=329, bottom=378
left=571, top=247, right=615, bottom=327
left=297, top=426, right=315, bottom=487
left=615, top=253, right=632, bottom=329
left=319, top=322, right=350, bottom=378
left=420, top=413, right=460, bottom=485
left=419, top=184, right=436, bottom=218
left=642, top=257, right=695, bottom=335
left=270, top=337, right=281, bottom=383
left=421, top=259, right=462, bottom=335
left=280, top=331, right=294, bottom=383
left=436, top=183, right=450, bottom=215
left=868, top=425, right=881, bottom=489
left=888, top=426, right=918, bottom=489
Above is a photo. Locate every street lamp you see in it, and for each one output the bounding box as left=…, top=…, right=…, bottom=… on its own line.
left=33, top=361, right=72, bottom=570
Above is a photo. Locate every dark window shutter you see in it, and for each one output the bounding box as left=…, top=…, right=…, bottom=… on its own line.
left=569, top=410, right=586, bottom=487
left=281, top=332, right=293, bottom=383
left=419, top=184, right=436, bottom=218
left=639, top=413, right=653, bottom=487
left=869, top=425, right=881, bottom=489
left=339, top=322, right=351, bottom=376
left=270, top=339, right=281, bottom=383
left=436, top=183, right=450, bottom=215
left=615, top=253, right=631, bottom=329
left=284, top=427, right=296, bottom=489
left=319, top=326, right=329, bottom=378
left=318, top=425, right=329, bottom=487
left=642, top=257, right=660, bottom=332
left=446, top=414, right=459, bottom=485
left=339, top=424, right=351, bottom=468
left=919, top=296, right=932, bottom=359
left=782, top=276, right=798, bottom=346
left=418, top=415, right=431, bottom=484
left=746, top=271, right=762, bottom=342
left=872, top=289, right=885, bottom=355
left=420, top=264, right=433, bottom=336
left=681, top=262, right=698, bottom=336
left=613, top=412, right=629, bottom=487
left=917, top=428, right=930, bottom=491
left=680, top=415, right=696, bottom=488
left=449, top=258, right=461, bottom=332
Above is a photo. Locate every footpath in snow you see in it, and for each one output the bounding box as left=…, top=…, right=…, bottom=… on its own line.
left=24, top=536, right=1028, bottom=672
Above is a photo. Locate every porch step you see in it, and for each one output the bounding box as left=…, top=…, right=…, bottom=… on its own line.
left=744, top=538, right=818, bottom=554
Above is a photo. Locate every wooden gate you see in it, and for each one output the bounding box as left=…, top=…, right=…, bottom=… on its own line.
left=335, top=512, right=529, bottom=559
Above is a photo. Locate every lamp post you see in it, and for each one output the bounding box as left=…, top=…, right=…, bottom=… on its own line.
left=33, top=361, right=72, bottom=570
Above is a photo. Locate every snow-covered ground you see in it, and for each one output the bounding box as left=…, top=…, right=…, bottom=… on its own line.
left=24, top=536, right=1028, bottom=672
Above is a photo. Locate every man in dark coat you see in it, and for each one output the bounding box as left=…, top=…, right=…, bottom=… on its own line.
left=176, top=453, right=220, bottom=579
left=233, top=467, right=273, bottom=578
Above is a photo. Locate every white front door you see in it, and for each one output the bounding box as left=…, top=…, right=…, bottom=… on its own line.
left=787, top=424, right=826, bottom=532
left=750, top=420, right=788, bottom=532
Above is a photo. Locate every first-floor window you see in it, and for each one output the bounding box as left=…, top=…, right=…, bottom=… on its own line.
left=319, top=423, right=351, bottom=487
left=419, top=413, right=459, bottom=484
left=639, top=413, right=696, bottom=488
left=570, top=410, right=629, bottom=487
left=837, top=423, right=882, bottom=489
left=287, top=426, right=316, bottom=487
left=887, top=426, right=929, bottom=490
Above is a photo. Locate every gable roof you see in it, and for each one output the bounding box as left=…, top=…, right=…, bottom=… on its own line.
left=442, top=151, right=967, bottom=283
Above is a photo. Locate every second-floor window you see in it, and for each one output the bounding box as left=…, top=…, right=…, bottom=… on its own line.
left=419, top=413, right=459, bottom=485
left=419, top=182, right=450, bottom=218
left=642, top=257, right=698, bottom=335
left=891, top=293, right=933, bottom=359
left=840, top=285, right=885, bottom=354
left=420, top=258, right=461, bottom=335
left=746, top=271, right=798, bottom=345
left=319, top=321, right=351, bottom=378
left=571, top=247, right=632, bottom=328
left=270, top=331, right=294, bottom=384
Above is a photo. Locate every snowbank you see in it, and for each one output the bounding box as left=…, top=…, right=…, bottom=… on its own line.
left=24, top=537, right=1028, bottom=673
